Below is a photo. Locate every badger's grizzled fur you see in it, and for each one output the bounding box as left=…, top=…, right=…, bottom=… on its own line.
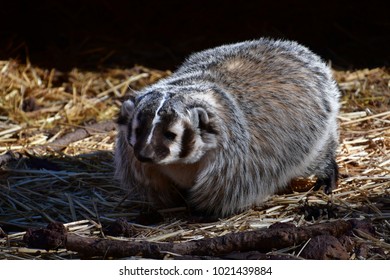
left=115, top=38, right=340, bottom=217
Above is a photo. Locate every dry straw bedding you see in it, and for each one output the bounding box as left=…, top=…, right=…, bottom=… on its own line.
left=0, top=60, right=389, bottom=259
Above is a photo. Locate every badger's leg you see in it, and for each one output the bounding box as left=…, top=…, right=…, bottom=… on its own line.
left=313, top=158, right=338, bottom=194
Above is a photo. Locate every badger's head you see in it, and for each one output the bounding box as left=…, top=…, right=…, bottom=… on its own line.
left=117, top=90, right=219, bottom=165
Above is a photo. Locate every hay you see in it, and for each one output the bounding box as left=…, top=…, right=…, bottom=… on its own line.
left=0, top=60, right=389, bottom=259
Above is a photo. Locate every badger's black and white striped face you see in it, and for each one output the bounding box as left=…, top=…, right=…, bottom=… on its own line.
left=118, top=91, right=218, bottom=165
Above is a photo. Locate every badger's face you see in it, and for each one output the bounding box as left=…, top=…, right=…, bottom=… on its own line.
left=118, top=91, right=218, bottom=165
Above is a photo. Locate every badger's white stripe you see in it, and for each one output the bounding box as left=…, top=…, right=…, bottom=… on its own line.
left=159, top=120, right=183, bottom=164
left=146, top=92, right=168, bottom=144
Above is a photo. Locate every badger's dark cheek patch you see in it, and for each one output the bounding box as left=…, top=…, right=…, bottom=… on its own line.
left=155, top=145, right=170, bottom=160
left=179, top=126, right=195, bottom=158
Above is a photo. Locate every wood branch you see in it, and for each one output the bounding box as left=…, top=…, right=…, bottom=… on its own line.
left=0, top=121, right=116, bottom=166
left=46, top=121, right=116, bottom=151
left=64, top=220, right=353, bottom=259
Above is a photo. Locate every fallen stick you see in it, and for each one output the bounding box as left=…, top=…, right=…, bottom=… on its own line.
left=64, top=220, right=353, bottom=259
left=46, top=121, right=116, bottom=151
left=0, top=121, right=116, bottom=166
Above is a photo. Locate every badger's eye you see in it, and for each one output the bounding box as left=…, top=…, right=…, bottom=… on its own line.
left=163, top=131, right=176, bottom=141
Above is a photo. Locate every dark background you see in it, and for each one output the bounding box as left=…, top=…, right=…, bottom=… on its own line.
left=1, top=0, right=389, bottom=71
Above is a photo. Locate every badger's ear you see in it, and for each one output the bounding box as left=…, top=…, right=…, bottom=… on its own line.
left=190, top=107, right=209, bottom=129
left=121, top=99, right=135, bottom=117
left=190, top=107, right=218, bottom=149
left=117, top=98, right=135, bottom=126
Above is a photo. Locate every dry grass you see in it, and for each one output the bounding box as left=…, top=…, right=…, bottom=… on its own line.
left=0, top=60, right=389, bottom=259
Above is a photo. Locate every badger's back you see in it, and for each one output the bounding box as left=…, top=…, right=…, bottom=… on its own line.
left=115, top=38, right=340, bottom=217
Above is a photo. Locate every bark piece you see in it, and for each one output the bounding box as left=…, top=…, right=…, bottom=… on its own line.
left=104, top=218, right=136, bottom=237
left=300, top=235, right=350, bottom=260
left=23, top=222, right=67, bottom=251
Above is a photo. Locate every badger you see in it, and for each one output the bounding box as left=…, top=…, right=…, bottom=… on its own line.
left=115, top=38, right=340, bottom=217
